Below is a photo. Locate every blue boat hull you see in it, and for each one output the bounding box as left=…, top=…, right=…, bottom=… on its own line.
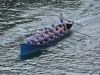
left=20, top=44, right=50, bottom=55
left=20, top=22, right=74, bottom=56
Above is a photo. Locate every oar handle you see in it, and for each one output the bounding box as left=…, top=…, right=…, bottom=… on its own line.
left=66, top=20, right=74, bottom=24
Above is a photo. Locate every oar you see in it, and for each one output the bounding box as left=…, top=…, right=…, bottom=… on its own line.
left=74, top=22, right=83, bottom=26
left=66, top=20, right=83, bottom=27
left=65, top=20, right=74, bottom=24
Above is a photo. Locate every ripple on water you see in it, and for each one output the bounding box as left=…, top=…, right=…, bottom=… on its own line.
left=0, top=0, right=100, bottom=75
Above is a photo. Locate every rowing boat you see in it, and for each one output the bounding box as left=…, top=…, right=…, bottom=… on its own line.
left=20, top=22, right=74, bottom=56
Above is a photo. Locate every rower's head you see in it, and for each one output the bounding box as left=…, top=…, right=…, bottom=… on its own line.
left=60, top=12, right=62, bottom=16
left=52, top=24, right=54, bottom=27
left=48, top=28, right=50, bottom=32
left=45, top=27, right=47, bottom=30
left=26, top=35, right=29, bottom=38
left=30, top=33, right=33, bottom=36
left=59, top=24, right=62, bottom=27
left=45, top=31, right=48, bottom=34
left=56, top=27, right=58, bottom=30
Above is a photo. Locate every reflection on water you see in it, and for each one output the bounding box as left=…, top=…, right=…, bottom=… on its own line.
left=20, top=50, right=45, bottom=60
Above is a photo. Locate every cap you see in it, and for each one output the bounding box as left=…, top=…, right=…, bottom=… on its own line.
left=45, top=27, right=47, bottom=30
left=52, top=24, right=54, bottom=27
left=40, top=28, right=43, bottom=31
left=60, top=12, right=62, bottom=14
left=30, top=33, right=33, bottom=35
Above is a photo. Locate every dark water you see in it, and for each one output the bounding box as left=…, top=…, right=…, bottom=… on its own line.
left=0, top=0, right=100, bottom=75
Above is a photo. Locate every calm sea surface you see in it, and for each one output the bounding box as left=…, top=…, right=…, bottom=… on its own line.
left=0, top=0, right=100, bottom=75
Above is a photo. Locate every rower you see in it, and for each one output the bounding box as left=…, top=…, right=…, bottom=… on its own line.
left=58, top=25, right=65, bottom=34
left=23, top=35, right=31, bottom=45
left=48, top=29, right=55, bottom=39
left=33, top=38, right=39, bottom=45
left=50, top=24, right=55, bottom=32
left=43, top=31, right=50, bottom=41
left=39, top=28, right=45, bottom=37
left=29, top=33, right=34, bottom=40
left=35, top=33, right=39, bottom=39
left=54, top=27, right=60, bottom=36
left=38, top=35, right=44, bottom=44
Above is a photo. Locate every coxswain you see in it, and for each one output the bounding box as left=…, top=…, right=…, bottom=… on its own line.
left=59, top=12, right=68, bottom=28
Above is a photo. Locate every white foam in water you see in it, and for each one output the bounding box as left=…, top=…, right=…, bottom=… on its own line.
left=74, top=15, right=98, bottom=26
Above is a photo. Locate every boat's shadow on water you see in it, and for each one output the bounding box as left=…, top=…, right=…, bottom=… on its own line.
left=20, top=49, right=48, bottom=60
left=20, top=30, right=73, bottom=61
